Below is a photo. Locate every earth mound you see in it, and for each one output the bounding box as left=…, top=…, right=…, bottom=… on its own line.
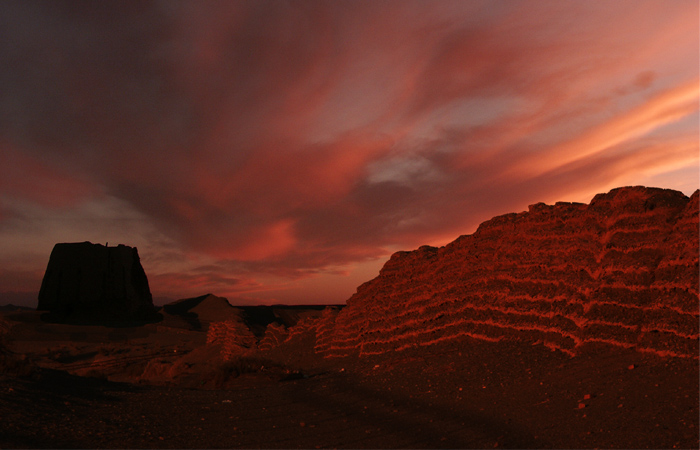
left=162, top=293, right=243, bottom=330
left=267, top=186, right=699, bottom=359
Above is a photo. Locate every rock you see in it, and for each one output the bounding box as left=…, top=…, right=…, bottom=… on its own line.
left=281, top=186, right=699, bottom=358
left=37, top=242, right=158, bottom=324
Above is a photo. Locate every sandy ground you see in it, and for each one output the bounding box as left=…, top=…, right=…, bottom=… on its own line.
left=1, top=309, right=698, bottom=449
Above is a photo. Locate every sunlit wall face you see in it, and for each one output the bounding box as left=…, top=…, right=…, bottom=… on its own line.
left=0, top=0, right=697, bottom=306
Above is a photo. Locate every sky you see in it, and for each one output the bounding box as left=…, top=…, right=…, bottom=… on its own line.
left=0, top=0, right=698, bottom=307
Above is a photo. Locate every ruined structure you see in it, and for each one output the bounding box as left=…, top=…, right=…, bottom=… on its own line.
left=259, top=186, right=699, bottom=359
left=37, top=242, right=158, bottom=323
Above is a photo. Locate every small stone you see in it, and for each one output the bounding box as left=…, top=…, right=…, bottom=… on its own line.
left=578, top=403, right=586, bottom=409
left=300, top=422, right=306, bottom=427
left=583, top=394, right=591, bottom=400
left=628, top=364, right=635, bottom=370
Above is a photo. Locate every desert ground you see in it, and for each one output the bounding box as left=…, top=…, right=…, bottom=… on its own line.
left=1, top=305, right=697, bottom=449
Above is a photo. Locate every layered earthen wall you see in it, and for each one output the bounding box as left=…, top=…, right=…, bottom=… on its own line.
left=315, top=187, right=699, bottom=358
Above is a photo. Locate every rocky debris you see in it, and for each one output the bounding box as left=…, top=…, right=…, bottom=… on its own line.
left=37, top=242, right=158, bottom=324
left=275, top=186, right=699, bottom=358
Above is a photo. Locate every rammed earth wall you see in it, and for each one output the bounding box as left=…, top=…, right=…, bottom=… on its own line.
left=309, top=187, right=698, bottom=358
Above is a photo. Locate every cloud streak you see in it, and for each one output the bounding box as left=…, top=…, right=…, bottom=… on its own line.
left=0, top=0, right=697, bottom=304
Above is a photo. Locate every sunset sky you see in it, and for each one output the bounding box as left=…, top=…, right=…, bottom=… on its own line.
left=1, top=0, right=698, bottom=307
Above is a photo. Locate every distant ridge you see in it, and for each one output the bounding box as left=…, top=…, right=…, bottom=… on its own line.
left=263, top=186, right=699, bottom=359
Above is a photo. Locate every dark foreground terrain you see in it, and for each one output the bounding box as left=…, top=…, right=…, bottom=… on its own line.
left=1, top=313, right=697, bottom=449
